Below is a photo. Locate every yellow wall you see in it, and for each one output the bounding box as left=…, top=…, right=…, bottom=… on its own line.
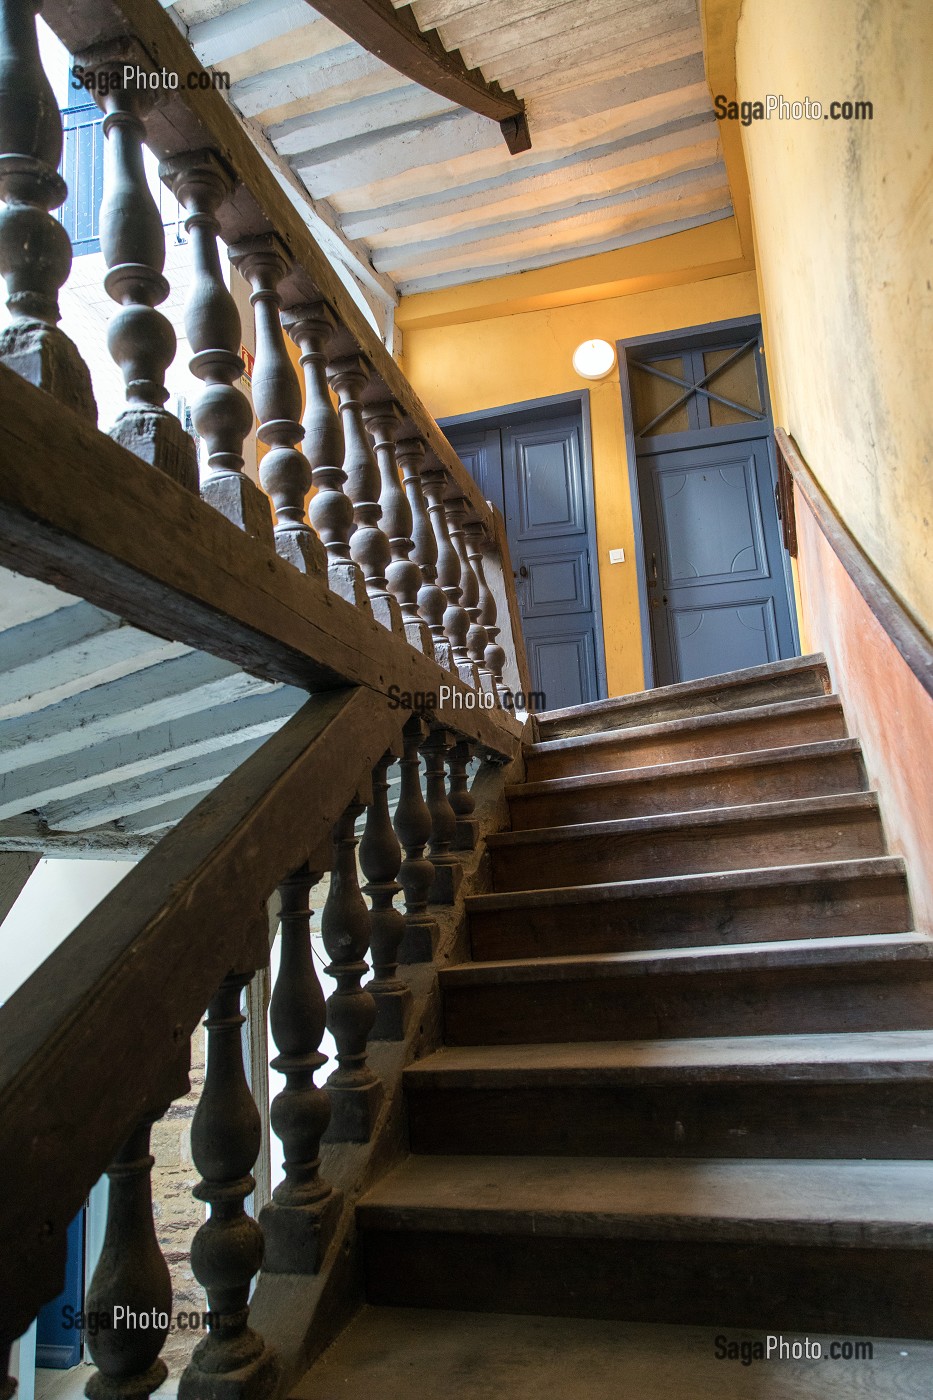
left=736, top=0, right=933, bottom=635
left=400, top=262, right=760, bottom=696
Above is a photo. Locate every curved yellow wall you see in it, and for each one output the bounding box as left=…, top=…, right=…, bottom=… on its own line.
left=400, top=263, right=759, bottom=695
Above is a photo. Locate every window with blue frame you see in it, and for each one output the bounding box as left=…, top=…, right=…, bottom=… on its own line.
left=58, top=85, right=104, bottom=256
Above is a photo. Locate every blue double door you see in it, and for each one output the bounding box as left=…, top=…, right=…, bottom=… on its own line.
left=444, top=400, right=605, bottom=712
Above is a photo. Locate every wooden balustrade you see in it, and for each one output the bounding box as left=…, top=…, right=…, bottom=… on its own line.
left=393, top=714, right=441, bottom=964
left=397, top=436, right=455, bottom=671
left=421, top=465, right=480, bottom=688
left=448, top=738, right=479, bottom=851
left=423, top=725, right=463, bottom=904
left=365, top=403, right=434, bottom=657
left=447, top=494, right=496, bottom=697
left=467, top=520, right=510, bottom=703
left=360, top=745, right=412, bottom=1039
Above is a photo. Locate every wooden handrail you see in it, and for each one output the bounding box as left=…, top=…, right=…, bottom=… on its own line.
left=0, top=689, right=401, bottom=1339
left=42, top=0, right=496, bottom=529
left=775, top=429, right=933, bottom=699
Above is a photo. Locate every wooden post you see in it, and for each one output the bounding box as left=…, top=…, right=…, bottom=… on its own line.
left=0, top=0, right=96, bottom=419
left=397, top=435, right=454, bottom=671
left=160, top=149, right=274, bottom=544
left=230, top=235, right=326, bottom=576
left=394, top=714, right=441, bottom=964
left=364, top=402, right=433, bottom=657
left=423, top=725, right=463, bottom=905
left=179, top=969, right=278, bottom=1400
left=77, top=41, right=198, bottom=490
left=322, top=795, right=384, bottom=1141
left=260, top=863, right=341, bottom=1273
left=327, top=354, right=403, bottom=635
left=283, top=303, right=369, bottom=608
left=360, top=745, right=412, bottom=1039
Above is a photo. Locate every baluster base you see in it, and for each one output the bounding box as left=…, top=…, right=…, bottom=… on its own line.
left=455, top=816, right=480, bottom=851
left=259, top=1190, right=342, bottom=1275
left=402, top=617, right=435, bottom=658
left=455, top=659, right=482, bottom=690
left=0, top=320, right=97, bottom=423
left=110, top=407, right=199, bottom=493
left=398, top=913, right=441, bottom=964
left=322, top=1078, right=384, bottom=1144
left=371, top=981, right=413, bottom=1041
left=86, top=1359, right=167, bottom=1400
left=428, top=857, right=463, bottom=906
left=368, top=591, right=404, bottom=635
left=178, top=1338, right=278, bottom=1400
left=202, top=469, right=275, bottom=545
left=327, top=559, right=371, bottom=609
left=274, top=525, right=327, bottom=577
left=433, top=639, right=456, bottom=673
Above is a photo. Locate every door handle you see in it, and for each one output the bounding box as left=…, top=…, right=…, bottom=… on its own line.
left=513, top=564, right=529, bottom=579
left=650, top=552, right=658, bottom=585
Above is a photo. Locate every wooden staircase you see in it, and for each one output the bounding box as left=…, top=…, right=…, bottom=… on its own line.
left=297, top=655, right=933, bottom=1396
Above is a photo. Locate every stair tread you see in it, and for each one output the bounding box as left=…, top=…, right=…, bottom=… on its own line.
left=359, top=1155, right=933, bottom=1245
left=292, top=1304, right=931, bottom=1400
left=488, top=790, right=878, bottom=847
left=440, top=932, right=933, bottom=984
left=405, top=1029, right=933, bottom=1084
left=508, top=738, right=862, bottom=798
left=467, top=855, right=907, bottom=912
left=528, top=694, right=843, bottom=757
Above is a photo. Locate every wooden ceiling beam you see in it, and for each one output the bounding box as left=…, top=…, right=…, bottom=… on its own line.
left=307, top=0, right=532, bottom=152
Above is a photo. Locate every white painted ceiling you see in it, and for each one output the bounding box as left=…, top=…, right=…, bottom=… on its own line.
left=169, top=0, right=732, bottom=296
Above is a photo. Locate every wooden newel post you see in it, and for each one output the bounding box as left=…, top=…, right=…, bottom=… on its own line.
left=230, top=236, right=326, bottom=576
left=422, top=466, right=479, bottom=688
left=77, top=42, right=198, bottom=489
left=394, top=714, right=441, bottom=964
left=283, top=303, right=369, bottom=608
left=179, top=969, right=278, bottom=1400
left=322, top=794, right=384, bottom=1142
left=84, top=1092, right=185, bottom=1400
left=260, top=862, right=341, bottom=1273
left=160, top=149, right=273, bottom=545
left=423, top=725, right=463, bottom=905
left=365, top=402, right=434, bottom=657
left=397, top=436, right=454, bottom=671
left=360, top=746, right=412, bottom=1039
left=327, top=354, right=403, bottom=634
left=0, top=0, right=96, bottom=418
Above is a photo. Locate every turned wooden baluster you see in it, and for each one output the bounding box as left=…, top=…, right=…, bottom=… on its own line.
left=396, top=436, right=454, bottom=671
left=0, top=0, right=96, bottom=418
left=421, top=465, right=479, bottom=687
left=364, top=403, right=434, bottom=657
left=393, top=714, right=440, bottom=964
left=179, top=971, right=278, bottom=1400
left=327, top=355, right=402, bottom=633
left=322, top=796, right=384, bottom=1141
left=467, top=519, right=510, bottom=703
left=230, top=235, right=326, bottom=576
left=448, top=738, right=479, bottom=852
left=447, top=495, right=494, bottom=694
left=84, top=1102, right=180, bottom=1400
left=360, top=747, right=412, bottom=1039
left=78, top=43, right=198, bottom=489
left=283, top=304, right=369, bottom=608
left=260, top=863, right=341, bottom=1273
left=160, top=150, right=274, bottom=544
left=423, top=725, right=463, bottom=905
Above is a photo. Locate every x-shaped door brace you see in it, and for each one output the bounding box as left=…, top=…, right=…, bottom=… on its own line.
left=634, top=338, right=765, bottom=435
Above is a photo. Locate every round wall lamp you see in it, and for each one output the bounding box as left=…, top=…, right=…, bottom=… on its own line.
left=572, top=338, right=617, bottom=380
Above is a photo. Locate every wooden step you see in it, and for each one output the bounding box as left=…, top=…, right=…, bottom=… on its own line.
left=360, top=1155, right=933, bottom=1335
left=535, top=654, right=831, bottom=742
left=292, top=1304, right=933, bottom=1400
left=525, top=695, right=846, bottom=781
left=440, top=933, right=933, bottom=1045
left=507, top=739, right=866, bottom=830
left=405, top=1027, right=933, bottom=1159
left=467, top=857, right=912, bottom=960
left=487, top=793, right=885, bottom=892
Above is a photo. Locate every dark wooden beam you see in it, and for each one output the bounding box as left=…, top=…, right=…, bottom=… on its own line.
left=0, top=364, right=521, bottom=760
left=0, top=688, right=401, bottom=1338
left=307, top=0, right=532, bottom=154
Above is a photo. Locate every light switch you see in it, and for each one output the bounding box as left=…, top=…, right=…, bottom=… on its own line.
left=608, top=547, right=625, bottom=564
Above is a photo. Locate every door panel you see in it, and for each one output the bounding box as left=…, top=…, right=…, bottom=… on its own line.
left=446, top=406, right=604, bottom=711
left=639, top=437, right=796, bottom=686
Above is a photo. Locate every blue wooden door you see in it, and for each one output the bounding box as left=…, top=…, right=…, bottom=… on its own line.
left=36, top=1208, right=85, bottom=1367
left=446, top=403, right=604, bottom=711
left=638, top=436, right=798, bottom=685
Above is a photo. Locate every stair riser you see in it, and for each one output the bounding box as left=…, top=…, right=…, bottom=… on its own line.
left=406, top=1081, right=933, bottom=1159
left=536, top=670, right=829, bottom=741
left=468, top=874, right=911, bottom=960
left=508, top=752, right=866, bottom=830
left=362, top=1229, right=933, bottom=1337
left=489, top=811, right=885, bottom=892
left=442, top=968, right=933, bottom=1044
left=526, top=709, right=846, bottom=781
